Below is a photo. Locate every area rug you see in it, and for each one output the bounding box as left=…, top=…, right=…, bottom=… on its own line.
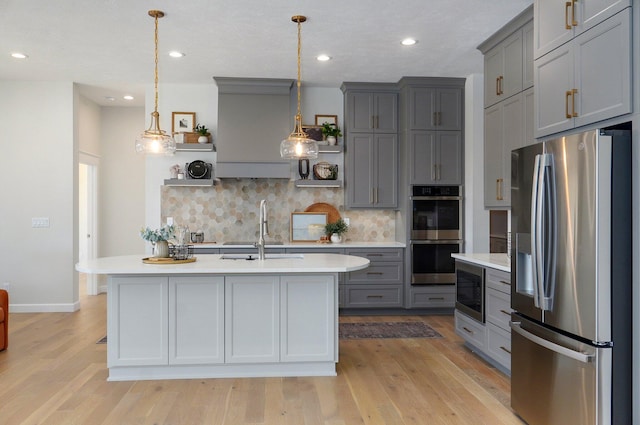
left=339, top=321, right=442, bottom=340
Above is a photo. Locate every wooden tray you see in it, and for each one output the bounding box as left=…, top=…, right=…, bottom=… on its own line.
left=304, top=202, right=341, bottom=224
left=142, top=257, right=197, bottom=264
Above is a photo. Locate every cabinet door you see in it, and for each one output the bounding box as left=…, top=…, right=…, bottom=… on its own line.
left=574, top=7, right=631, bottom=127
left=410, top=88, right=461, bottom=131
left=225, top=276, right=279, bottom=363
left=501, top=30, right=524, bottom=100
left=169, top=277, right=224, bottom=365
left=108, top=276, right=168, bottom=367
left=280, top=275, right=336, bottom=362
left=534, top=43, right=573, bottom=137
left=346, top=133, right=375, bottom=208
left=374, top=93, right=398, bottom=133
left=578, top=0, right=630, bottom=35
left=484, top=104, right=505, bottom=208
left=409, top=131, right=436, bottom=184
left=346, top=92, right=374, bottom=132
left=534, top=0, right=574, bottom=58
left=374, top=134, right=398, bottom=208
left=484, top=46, right=504, bottom=107
left=523, top=20, right=534, bottom=89
left=436, top=132, right=462, bottom=185
left=436, top=89, right=463, bottom=131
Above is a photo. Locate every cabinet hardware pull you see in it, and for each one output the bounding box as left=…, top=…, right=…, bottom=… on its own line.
left=496, top=77, right=500, bottom=96
left=433, top=112, right=437, bottom=127
left=436, top=164, right=441, bottom=181
left=571, top=0, right=578, bottom=27
left=565, top=90, right=573, bottom=118
left=367, top=295, right=384, bottom=299
left=499, top=76, right=504, bottom=95
left=432, top=164, right=437, bottom=181
left=499, top=280, right=511, bottom=285
left=366, top=253, right=383, bottom=257
left=571, top=88, right=578, bottom=117
left=374, top=188, right=378, bottom=204
left=463, top=326, right=474, bottom=334
left=496, top=178, right=503, bottom=201
left=437, top=111, right=442, bottom=126
left=370, top=188, right=374, bottom=204
left=500, top=309, right=511, bottom=316
left=366, top=272, right=384, bottom=275
left=500, top=346, right=512, bottom=354
left=429, top=297, right=445, bottom=300
left=565, top=1, right=572, bottom=29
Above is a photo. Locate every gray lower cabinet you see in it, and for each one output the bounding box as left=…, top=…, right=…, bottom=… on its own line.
left=409, top=285, right=455, bottom=309
left=285, top=247, right=345, bottom=307
left=346, top=133, right=398, bottom=209
left=534, top=7, right=631, bottom=138
left=343, top=248, right=404, bottom=308
left=454, top=262, right=512, bottom=374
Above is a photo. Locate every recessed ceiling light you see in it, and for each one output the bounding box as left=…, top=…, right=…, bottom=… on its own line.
left=401, top=38, right=417, bottom=46
left=317, top=54, right=331, bottom=62
left=104, top=96, right=116, bottom=102
left=123, top=95, right=134, bottom=101
left=11, top=52, right=28, bottom=59
left=169, top=51, right=184, bottom=58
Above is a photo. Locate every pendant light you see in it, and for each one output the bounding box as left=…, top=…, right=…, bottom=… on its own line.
left=135, top=10, right=176, bottom=155
left=280, top=15, right=319, bottom=160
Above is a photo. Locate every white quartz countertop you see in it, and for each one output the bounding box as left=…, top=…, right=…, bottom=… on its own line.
left=192, top=241, right=406, bottom=249
left=451, top=253, right=511, bottom=272
left=76, top=253, right=370, bottom=275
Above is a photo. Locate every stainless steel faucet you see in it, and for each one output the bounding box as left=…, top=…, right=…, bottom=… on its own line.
left=256, top=199, right=269, bottom=260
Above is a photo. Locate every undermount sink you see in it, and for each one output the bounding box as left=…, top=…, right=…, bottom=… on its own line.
left=220, top=253, right=304, bottom=261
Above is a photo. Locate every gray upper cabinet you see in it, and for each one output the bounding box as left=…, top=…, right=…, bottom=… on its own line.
left=410, top=131, right=462, bottom=185
left=342, top=83, right=399, bottom=209
left=534, top=7, right=631, bottom=137
left=346, top=133, right=398, bottom=209
left=346, top=91, right=398, bottom=133
left=479, top=5, right=533, bottom=208
left=409, top=87, right=462, bottom=131
left=533, top=0, right=631, bottom=59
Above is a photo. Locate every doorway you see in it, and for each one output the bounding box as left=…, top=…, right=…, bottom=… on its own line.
left=79, top=153, right=99, bottom=295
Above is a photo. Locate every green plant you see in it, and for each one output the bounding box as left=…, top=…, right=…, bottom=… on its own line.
left=325, top=218, right=348, bottom=236
left=140, top=225, right=175, bottom=242
left=321, top=122, right=342, bottom=138
left=195, top=124, right=208, bottom=135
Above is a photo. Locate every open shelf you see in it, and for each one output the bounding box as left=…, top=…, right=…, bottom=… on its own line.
left=175, top=143, right=215, bottom=152
left=164, top=178, right=215, bottom=187
left=318, top=145, right=343, bottom=154
left=295, top=179, right=342, bottom=188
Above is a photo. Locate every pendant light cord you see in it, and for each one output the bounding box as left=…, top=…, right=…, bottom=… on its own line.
left=153, top=13, right=159, bottom=115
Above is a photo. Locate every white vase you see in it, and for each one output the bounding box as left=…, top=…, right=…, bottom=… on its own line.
left=330, top=233, right=342, bottom=243
left=154, top=240, right=170, bottom=258
left=198, top=135, right=208, bottom=144
left=326, top=136, right=337, bottom=145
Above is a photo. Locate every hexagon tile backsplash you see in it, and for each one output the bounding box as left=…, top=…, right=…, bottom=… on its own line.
left=161, top=179, right=396, bottom=243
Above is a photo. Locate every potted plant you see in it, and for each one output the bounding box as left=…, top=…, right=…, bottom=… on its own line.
left=321, top=122, right=342, bottom=146
left=140, top=225, right=175, bottom=257
left=324, top=218, right=348, bottom=243
left=194, top=124, right=209, bottom=144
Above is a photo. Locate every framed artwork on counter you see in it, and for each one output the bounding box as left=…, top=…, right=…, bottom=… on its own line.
left=290, top=212, right=328, bottom=242
left=172, top=112, right=196, bottom=134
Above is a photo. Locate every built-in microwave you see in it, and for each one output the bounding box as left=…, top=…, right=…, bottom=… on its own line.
left=455, top=261, right=485, bottom=323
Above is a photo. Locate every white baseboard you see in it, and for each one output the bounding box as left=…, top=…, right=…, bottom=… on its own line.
left=9, top=301, right=80, bottom=313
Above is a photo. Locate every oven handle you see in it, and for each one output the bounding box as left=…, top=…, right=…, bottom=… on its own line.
left=411, top=195, right=462, bottom=201
left=411, top=240, right=463, bottom=245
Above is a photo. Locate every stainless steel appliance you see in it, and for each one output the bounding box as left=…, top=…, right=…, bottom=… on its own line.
left=455, top=261, right=485, bottom=322
left=510, top=128, right=632, bottom=425
left=410, top=186, right=463, bottom=285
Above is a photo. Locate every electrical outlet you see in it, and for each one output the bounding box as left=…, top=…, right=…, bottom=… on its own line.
left=344, top=217, right=350, bottom=226
left=32, top=217, right=50, bottom=228
left=166, top=217, right=174, bottom=226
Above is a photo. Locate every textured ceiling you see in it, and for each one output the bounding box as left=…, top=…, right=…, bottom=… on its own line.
left=0, top=0, right=532, bottom=106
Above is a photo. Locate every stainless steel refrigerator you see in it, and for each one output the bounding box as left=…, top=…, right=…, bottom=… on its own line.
left=510, top=128, right=632, bottom=425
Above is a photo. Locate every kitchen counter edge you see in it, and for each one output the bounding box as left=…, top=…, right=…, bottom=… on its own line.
left=451, top=253, right=510, bottom=273
left=193, top=241, right=406, bottom=249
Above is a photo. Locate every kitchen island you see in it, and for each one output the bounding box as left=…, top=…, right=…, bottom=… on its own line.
left=76, top=253, right=369, bottom=381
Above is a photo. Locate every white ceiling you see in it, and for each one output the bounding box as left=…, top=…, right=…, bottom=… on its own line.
left=0, top=0, right=532, bottom=107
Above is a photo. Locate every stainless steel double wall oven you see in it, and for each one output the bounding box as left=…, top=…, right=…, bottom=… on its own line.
left=410, top=185, right=463, bottom=285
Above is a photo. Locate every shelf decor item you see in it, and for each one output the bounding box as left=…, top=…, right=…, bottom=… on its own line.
left=325, top=218, right=348, bottom=243
left=140, top=225, right=175, bottom=258
left=134, top=10, right=176, bottom=155
left=313, top=161, right=338, bottom=180
left=290, top=212, right=328, bottom=242
left=320, top=122, right=342, bottom=145
left=279, top=15, right=319, bottom=160
left=172, top=112, right=196, bottom=134
left=195, top=124, right=210, bottom=143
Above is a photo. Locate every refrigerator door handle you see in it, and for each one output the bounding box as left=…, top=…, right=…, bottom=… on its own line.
left=541, top=153, right=557, bottom=311
left=530, top=154, right=543, bottom=308
left=510, top=321, right=594, bottom=363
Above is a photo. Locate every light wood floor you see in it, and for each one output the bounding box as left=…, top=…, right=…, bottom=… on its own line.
left=0, top=286, right=524, bottom=425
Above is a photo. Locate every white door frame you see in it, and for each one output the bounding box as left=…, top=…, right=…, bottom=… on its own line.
left=79, top=152, right=99, bottom=295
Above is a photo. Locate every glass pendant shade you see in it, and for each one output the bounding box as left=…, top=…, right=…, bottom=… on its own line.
left=280, top=15, right=318, bottom=160
left=135, top=111, right=176, bottom=155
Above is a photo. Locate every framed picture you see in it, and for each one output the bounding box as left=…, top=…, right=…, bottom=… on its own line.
left=290, top=212, right=328, bottom=242
left=172, top=112, right=196, bottom=134
left=301, top=125, right=324, bottom=142
left=315, top=114, right=338, bottom=126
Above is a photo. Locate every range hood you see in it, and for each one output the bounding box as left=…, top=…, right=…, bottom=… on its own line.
left=214, top=77, right=294, bottom=178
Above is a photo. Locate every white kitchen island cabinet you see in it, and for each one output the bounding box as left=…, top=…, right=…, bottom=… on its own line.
left=77, top=253, right=368, bottom=381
